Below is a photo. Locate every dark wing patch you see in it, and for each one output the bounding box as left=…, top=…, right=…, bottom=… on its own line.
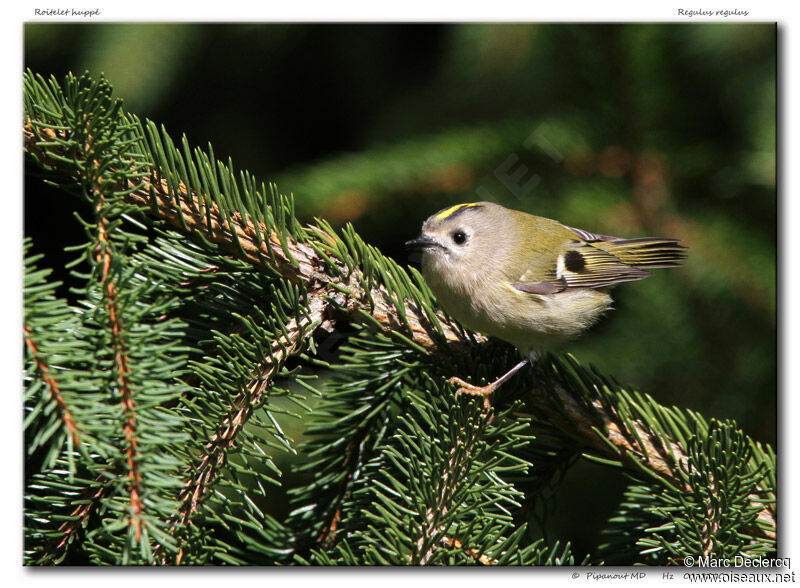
left=561, top=243, right=652, bottom=289
left=563, top=250, right=586, bottom=273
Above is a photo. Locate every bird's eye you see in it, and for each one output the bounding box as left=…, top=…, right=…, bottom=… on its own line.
left=451, top=231, right=467, bottom=245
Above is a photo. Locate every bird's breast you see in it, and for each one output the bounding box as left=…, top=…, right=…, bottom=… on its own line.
left=424, top=255, right=612, bottom=351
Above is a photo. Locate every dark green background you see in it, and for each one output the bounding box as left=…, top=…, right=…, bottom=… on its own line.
left=24, top=23, right=776, bottom=559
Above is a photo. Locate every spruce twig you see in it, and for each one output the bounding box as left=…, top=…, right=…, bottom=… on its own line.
left=153, top=290, right=332, bottom=564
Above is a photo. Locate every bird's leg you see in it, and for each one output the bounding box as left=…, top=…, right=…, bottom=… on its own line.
left=448, top=359, right=530, bottom=411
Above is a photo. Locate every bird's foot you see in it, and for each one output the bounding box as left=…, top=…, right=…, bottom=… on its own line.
left=447, top=359, right=530, bottom=413
left=447, top=376, right=497, bottom=412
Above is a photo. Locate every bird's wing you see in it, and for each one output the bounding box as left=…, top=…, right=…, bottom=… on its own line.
left=556, top=242, right=652, bottom=289
left=512, top=226, right=686, bottom=294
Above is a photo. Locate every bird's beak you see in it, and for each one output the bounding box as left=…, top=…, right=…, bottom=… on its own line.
left=405, top=235, right=440, bottom=250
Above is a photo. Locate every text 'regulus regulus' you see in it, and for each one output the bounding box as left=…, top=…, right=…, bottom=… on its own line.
left=406, top=201, right=687, bottom=409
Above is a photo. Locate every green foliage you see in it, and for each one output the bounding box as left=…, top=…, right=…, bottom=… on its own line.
left=24, top=239, right=96, bottom=470
left=24, top=72, right=195, bottom=564
left=23, top=68, right=775, bottom=567
left=600, top=422, right=775, bottom=565
left=646, top=422, right=773, bottom=559
left=288, top=330, right=575, bottom=565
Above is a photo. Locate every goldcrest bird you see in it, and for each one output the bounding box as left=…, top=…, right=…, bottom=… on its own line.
left=406, top=201, right=687, bottom=409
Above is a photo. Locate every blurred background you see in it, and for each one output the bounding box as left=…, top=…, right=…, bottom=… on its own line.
left=24, top=23, right=776, bottom=559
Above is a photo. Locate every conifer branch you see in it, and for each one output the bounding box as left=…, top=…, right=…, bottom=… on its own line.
left=53, top=476, right=108, bottom=552
left=155, top=290, right=332, bottom=564
left=94, top=195, right=144, bottom=542
left=80, top=114, right=147, bottom=542
left=22, top=325, right=82, bottom=447
left=24, top=119, right=470, bottom=352
left=527, top=370, right=776, bottom=540
left=26, top=472, right=111, bottom=565
left=414, top=418, right=487, bottom=565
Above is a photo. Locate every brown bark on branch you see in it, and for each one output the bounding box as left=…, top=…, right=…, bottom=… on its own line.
left=23, top=325, right=82, bottom=448
left=154, top=292, right=331, bottom=564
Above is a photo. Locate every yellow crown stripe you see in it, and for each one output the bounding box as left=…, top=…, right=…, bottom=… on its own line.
left=435, top=202, right=482, bottom=221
